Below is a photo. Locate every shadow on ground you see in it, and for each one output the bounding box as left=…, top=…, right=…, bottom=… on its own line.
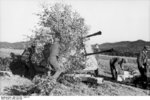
left=98, top=74, right=150, bottom=90
left=4, top=85, right=40, bottom=96
left=8, top=55, right=49, bottom=79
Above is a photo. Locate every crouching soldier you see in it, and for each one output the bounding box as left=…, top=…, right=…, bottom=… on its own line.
left=21, top=44, right=36, bottom=78
left=137, top=45, right=150, bottom=88
left=110, top=57, right=126, bottom=80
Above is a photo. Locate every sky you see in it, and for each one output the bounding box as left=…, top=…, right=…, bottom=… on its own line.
left=0, top=0, right=150, bottom=44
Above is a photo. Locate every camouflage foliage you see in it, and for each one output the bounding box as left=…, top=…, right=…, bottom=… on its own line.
left=30, top=3, right=89, bottom=71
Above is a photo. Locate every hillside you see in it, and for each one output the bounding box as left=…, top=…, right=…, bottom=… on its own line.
left=0, top=41, right=28, bottom=49
left=93, top=40, right=150, bottom=57
left=1, top=39, right=150, bottom=57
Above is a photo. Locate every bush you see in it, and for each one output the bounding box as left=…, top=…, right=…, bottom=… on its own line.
left=32, top=75, right=57, bottom=95
left=29, top=3, right=89, bottom=73
left=0, top=57, right=11, bottom=71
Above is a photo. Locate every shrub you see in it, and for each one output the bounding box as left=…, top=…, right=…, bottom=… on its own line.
left=29, top=3, right=89, bottom=73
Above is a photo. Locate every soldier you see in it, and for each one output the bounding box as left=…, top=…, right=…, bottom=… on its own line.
left=110, top=57, right=126, bottom=80
left=48, top=37, right=62, bottom=80
left=137, top=45, right=150, bottom=88
left=21, top=44, right=36, bottom=78
left=21, top=45, right=35, bottom=62
left=9, top=52, right=27, bottom=77
left=34, top=43, right=52, bottom=75
left=41, top=43, right=51, bottom=67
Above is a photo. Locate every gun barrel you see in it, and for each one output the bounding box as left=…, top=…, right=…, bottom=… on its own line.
left=85, top=31, right=102, bottom=38
left=85, top=48, right=114, bottom=56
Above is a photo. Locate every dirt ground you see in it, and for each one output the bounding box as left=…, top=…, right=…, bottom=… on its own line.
left=0, top=49, right=150, bottom=96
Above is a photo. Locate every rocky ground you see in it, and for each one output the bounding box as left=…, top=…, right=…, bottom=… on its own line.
left=0, top=72, right=149, bottom=96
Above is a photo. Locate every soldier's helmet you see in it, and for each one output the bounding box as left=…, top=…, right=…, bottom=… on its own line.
left=143, top=45, right=150, bottom=51
left=10, top=52, right=15, bottom=59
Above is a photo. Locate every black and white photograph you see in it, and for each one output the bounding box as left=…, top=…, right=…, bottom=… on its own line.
left=0, top=0, right=150, bottom=97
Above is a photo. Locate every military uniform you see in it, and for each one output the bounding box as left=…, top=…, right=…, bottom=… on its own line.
left=48, top=38, right=62, bottom=79
left=137, top=50, right=148, bottom=78
left=110, top=57, right=126, bottom=80
left=136, top=46, right=150, bottom=88
left=137, top=47, right=149, bottom=87
left=21, top=45, right=36, bottom=78
left=40, top=43, right=51, bottom=67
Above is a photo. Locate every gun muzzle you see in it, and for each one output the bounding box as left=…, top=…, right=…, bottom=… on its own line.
left=85, top=31, right=102, bottom=38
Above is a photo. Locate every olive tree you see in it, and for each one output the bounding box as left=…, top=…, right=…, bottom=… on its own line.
left=32, top=3, right=89, bottom=71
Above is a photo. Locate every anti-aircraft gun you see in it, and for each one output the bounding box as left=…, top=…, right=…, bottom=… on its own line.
left=67, top=31, right=107, bottom=84
left=81, top=31, right=102, bottom=55
left=82, top=31, right=112, bottom=56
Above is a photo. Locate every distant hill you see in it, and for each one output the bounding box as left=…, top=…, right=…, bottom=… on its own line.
left=0, top=41, right=28, bottom=49
left=1, top=40, right=150, bottom=57
left=93, top=40, right=150, bottom=57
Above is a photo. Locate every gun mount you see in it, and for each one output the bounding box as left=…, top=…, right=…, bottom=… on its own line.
left=82, top=31, right=102, bottom=55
